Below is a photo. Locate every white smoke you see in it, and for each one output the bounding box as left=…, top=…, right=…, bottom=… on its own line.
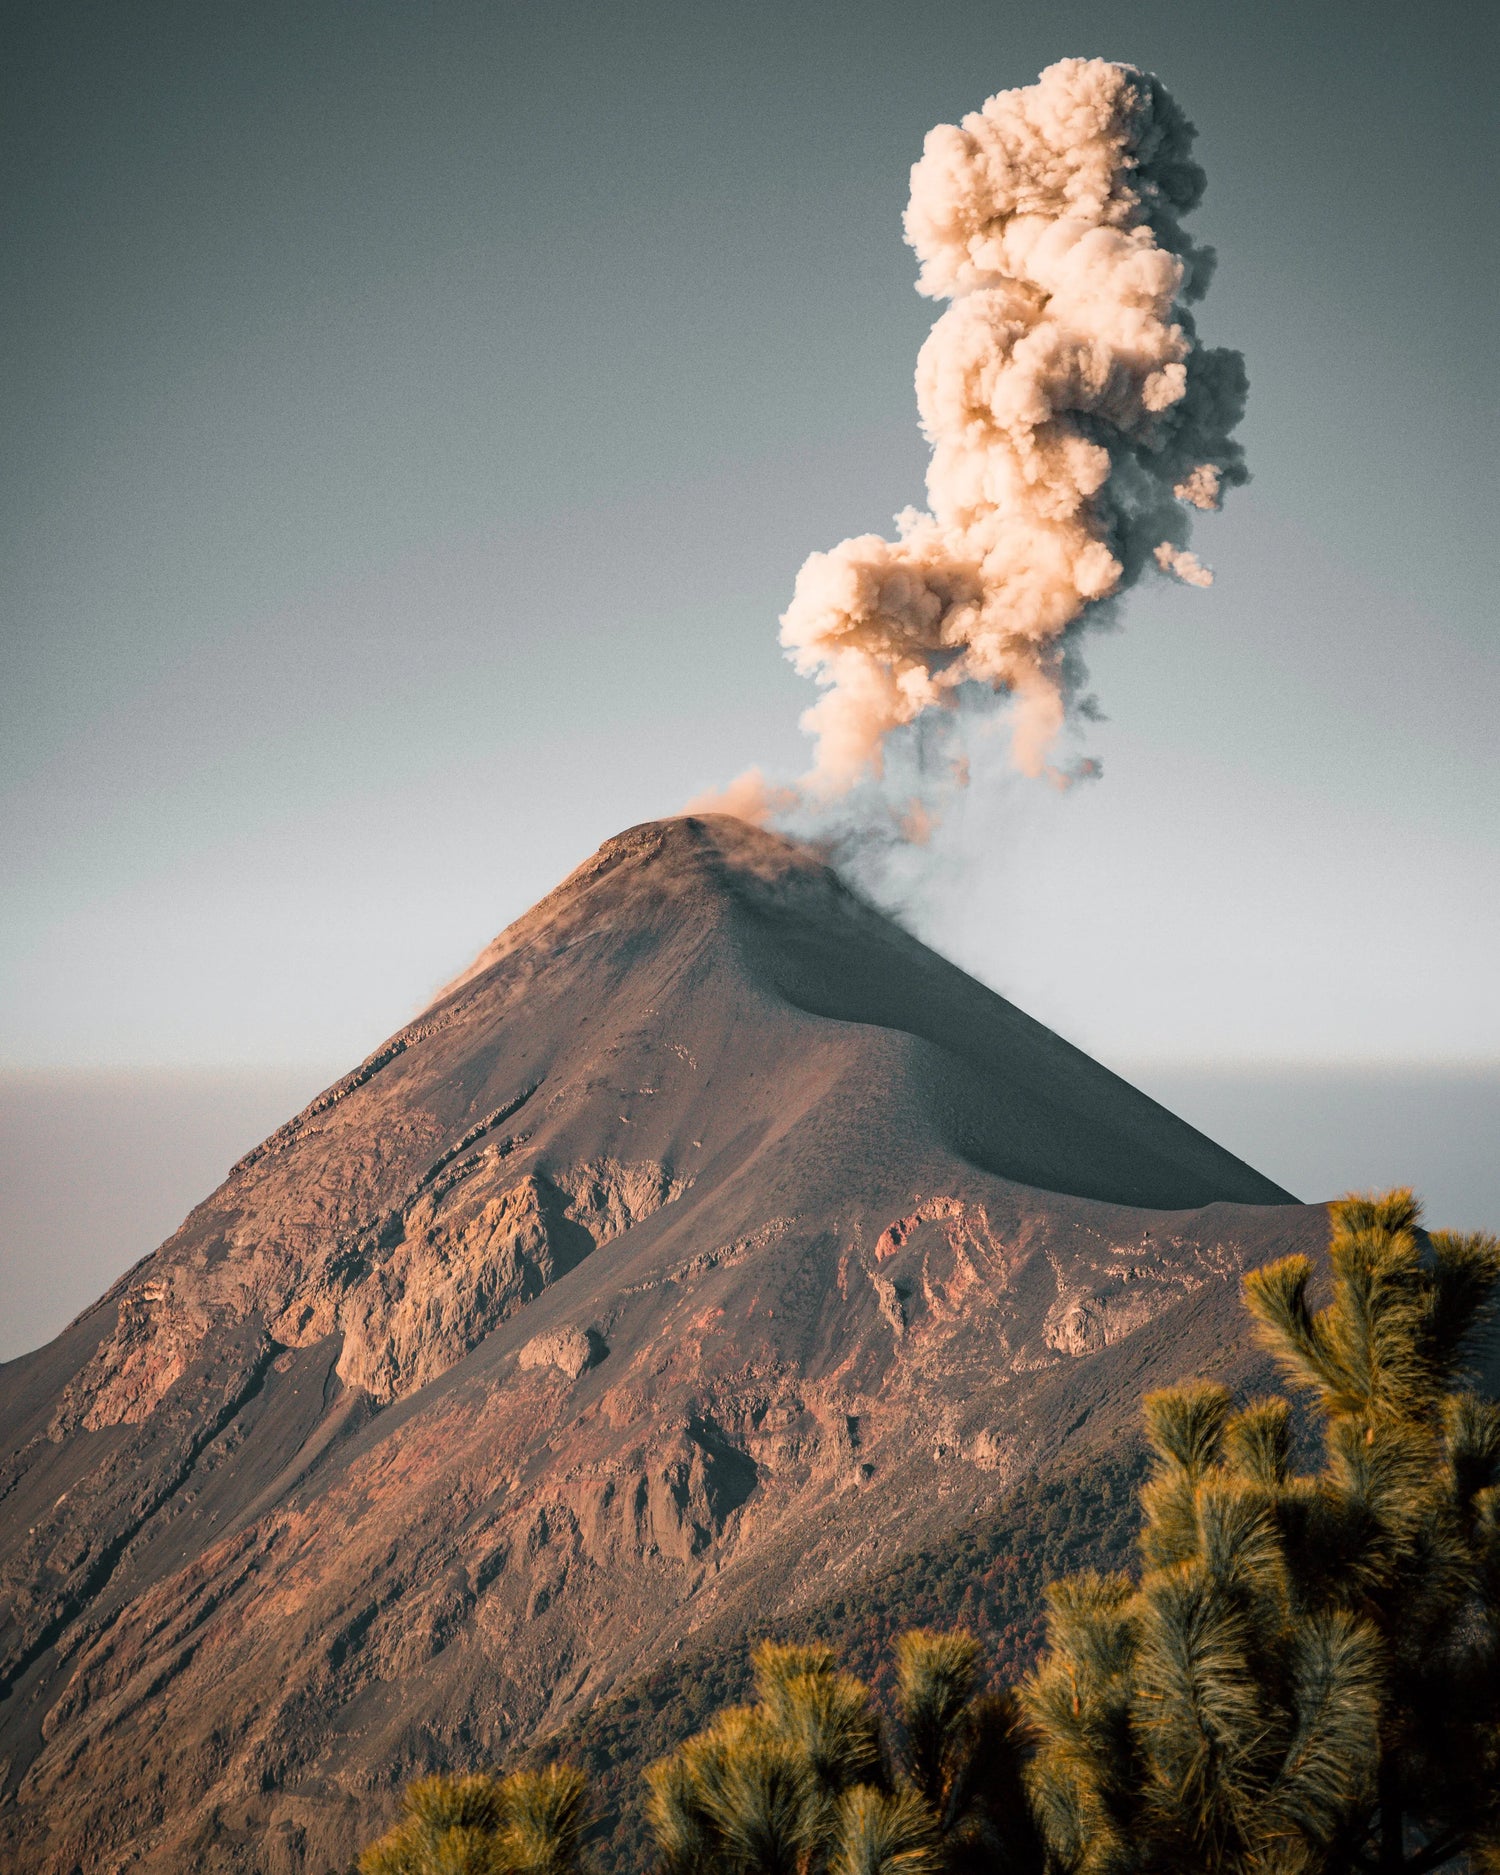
left=697, top=57, right=1245, bottom=830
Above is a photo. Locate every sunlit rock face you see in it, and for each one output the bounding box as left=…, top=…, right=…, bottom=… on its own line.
left=0, top=815, right=1318, bottom=1875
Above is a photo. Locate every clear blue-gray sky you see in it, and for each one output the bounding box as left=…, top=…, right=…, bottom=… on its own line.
left=4, top=0, right=1496, bottom=1074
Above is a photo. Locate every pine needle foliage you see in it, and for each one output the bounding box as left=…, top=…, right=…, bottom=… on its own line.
left=530, top=1452, right=1145, bottom=1875
left=1022, top=1190, right=1500, bottom=1875
left=643, top=1632, right=1043, bottom=1875
left=360, top=1766, right=590, bottom=1875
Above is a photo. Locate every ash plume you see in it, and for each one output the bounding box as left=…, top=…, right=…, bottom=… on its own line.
left=699, top=57, right=1246, bottom=831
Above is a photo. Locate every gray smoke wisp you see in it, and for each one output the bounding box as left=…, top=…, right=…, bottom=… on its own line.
left=697, top=57, right=1246, bottom=834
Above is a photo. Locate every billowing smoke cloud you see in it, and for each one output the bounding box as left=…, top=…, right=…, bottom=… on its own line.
left=699, top=57, right=1245, bottom=828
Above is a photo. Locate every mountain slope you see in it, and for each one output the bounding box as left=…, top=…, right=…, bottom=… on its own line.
left=0, top=816, right=1319, bottom=1874
left=531, top=1444, right=1151, bottom=1875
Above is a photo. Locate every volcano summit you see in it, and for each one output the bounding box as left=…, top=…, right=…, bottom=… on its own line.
left=0, top=817, right=1328, bottom=1873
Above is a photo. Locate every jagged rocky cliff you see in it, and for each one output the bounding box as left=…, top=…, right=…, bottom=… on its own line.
left=0, top=816, right=1326, bottom=1873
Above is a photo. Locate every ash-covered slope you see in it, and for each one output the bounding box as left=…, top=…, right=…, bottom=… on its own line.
left=0, top=817, right=1318, bottom=1874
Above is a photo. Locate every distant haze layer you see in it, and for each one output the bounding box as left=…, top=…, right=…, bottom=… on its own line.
left=2, top=1059, right=1495, bottom=1365
left=0, top=1068, right=330, bottom=1362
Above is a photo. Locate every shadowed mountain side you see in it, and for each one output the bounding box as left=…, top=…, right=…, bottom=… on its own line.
left=446, top=817, right=1296, bottom=1211
left=0, top=816, right=1314, bottom=1874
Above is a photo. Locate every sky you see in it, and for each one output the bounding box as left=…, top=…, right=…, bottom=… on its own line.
left=2, top=0, right=1497, bottom=1337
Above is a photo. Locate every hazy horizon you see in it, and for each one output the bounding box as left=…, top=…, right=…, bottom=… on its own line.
left=4, top=1055, right=1497, bottom=1364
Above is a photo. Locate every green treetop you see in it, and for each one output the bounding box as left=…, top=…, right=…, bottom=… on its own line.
left=1022, top=1190, right=1500, bottom=1875
left=645, top=1631, right=1043, bottom=1875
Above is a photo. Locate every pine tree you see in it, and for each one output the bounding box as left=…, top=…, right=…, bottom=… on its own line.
left=644, top=1633, right=1040, bottom=1875
left=1243, top=1191, right=1500, bottom=1872
left=1022, top=1190, right=1500, bottom=1875
left=360, top=1765, right=590, bottom=1875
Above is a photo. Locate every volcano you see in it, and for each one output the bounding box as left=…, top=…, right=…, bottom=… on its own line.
left=0, top=816, right=1329, bottom=1873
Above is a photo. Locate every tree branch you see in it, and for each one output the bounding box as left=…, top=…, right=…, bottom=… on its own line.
left=1402, top=1833, right=1463, bottom=1875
